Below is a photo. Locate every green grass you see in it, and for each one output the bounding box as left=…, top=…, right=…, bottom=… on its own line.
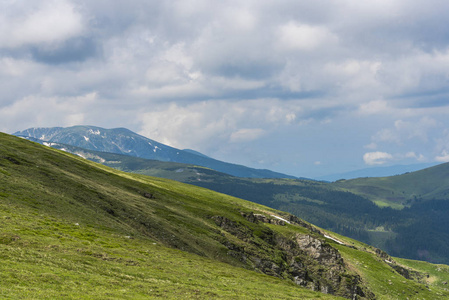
left=395, top=258, right=449, bottom=289
left=322, top=230, right=449, bottom=299
left=2, top=132, right=449, bottom=299
left=0, top=133, right=341, bottom=299
left=0, top=209, right=334, bottom=299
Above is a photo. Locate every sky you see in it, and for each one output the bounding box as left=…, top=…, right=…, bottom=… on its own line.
left=2, top=0, right=449, bottom=178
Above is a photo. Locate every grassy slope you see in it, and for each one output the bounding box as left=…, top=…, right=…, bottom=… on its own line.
left=334, top=163, right=449, bottom=207
left=36, top=144, right=449, bottom=265
left=1, top=133, right=449, bottom=299
left=0, top=133, right=333, bottom=299
left=322, top=230, right=449, bottom=299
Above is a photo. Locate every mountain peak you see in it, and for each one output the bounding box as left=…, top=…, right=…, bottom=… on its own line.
left=14, top=125, right=297, bottom=179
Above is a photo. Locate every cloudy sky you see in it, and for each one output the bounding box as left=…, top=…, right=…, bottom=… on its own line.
left=2, top=0, right=449, bottom=178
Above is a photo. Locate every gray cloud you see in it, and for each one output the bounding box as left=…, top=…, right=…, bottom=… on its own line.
left=30, top=37, right=100, bottom=64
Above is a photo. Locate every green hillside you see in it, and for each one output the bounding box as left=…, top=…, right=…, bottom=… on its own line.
left=23, top=142, right=449, bottom=265
left=334, top=163, right=449, bottom=207
left=2, top=132, right=449, bottom=299
left=25, top=143, right=449, bottom=265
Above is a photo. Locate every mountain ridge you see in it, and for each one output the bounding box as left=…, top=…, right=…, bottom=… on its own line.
left=14, top=125, right=298, bottom=179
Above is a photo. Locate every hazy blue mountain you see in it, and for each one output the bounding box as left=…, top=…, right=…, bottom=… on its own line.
left=14, top=125, right=296, bottom=179
left=182, top=148, right=210, bottom=158
left=317, top=163, right=438, bottom=182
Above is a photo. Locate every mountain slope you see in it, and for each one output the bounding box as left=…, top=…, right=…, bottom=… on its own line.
left=333, top=162, right=449, bottom=207
left=3, top=133, right=449, bottom=299
left=19, top=140, right=449, bottom=265
left=14, top=125, right=297, bottom=179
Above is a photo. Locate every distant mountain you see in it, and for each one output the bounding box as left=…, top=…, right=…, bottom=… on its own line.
left=14, top=125, right=296, bottom=179
left=334, top=162, right=449, bottom=206
left=16, top=137, right=232, bottom=183
left=182, top=148, right=210, bottom=158
left=317, top=163, right=438, bottom=182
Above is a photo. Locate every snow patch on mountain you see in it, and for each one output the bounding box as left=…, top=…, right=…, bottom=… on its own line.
left=76, top=153, right=86, bottom=159
left=324, top=234, right=345, bottom=245
left=89, top=129, right=101, bottom=135
left=43, top=142, right=57, bottom=147
left=270, top=215, right=291, bottom=224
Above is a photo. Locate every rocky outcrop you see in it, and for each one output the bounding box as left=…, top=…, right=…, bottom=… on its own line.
left=288, top=214, right=323, bottom=234
left=295, top=234, right=344, bottom=266
left=241, top=212, right=288, bottom=226
left=212, top=213, right=375, bottom=299
left=375, top=247, right=425, bottom=283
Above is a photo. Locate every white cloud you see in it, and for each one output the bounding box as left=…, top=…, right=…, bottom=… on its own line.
left=405, top=151, right=425, bottom=161
left=230, top=128, right=266, bottom=143
left=278, top=22, right=338, bottom=51
left=359, top=100, right=389, bottom=115
left=372, top=117, right=438, bottom=145
left=138, top=99, right=303, bottom=150
left=435, top=151, right=449, bottom=163
left=0, top=0, right=85, bottom=48
left=0, top=92, right=97, bottom=133
left=364, top=142, right=377, bottom=150
left=363, top=151, right=393, bottom=165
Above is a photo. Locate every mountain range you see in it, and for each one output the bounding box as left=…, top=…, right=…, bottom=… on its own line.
left=14, top=126, right=297, bottom=179
left=2, top=131, right=449, bottom=299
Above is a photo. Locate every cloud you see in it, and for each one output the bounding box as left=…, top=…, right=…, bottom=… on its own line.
left=0, top=92, right=97, bottom=133
left=359, top=100, right=389, bottom=115
left=372, top=117, right=438, bottom=145
left=435, top=151, right=449, bottom=163
left=278, top=22, right=338, bottom=51
left=364, top=143, right=377, bottom=150
left=230, top=128, right=266, bottom=143
left=3, top=0, right=449, bottom=177
left=138, top=99, right=303, bottom=150
left=0, top=0, right=85, bottom=48
left=404, top=151, right=425, bottom=161
left=363, top=151, right=393, bottom=165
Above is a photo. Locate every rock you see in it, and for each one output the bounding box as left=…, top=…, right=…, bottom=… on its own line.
left=390, top=264, right=424, bottom=282
left=143, top=192, right=154, bottom=199
left=375, top=248, right=391, bottom=260
left=295, top=234, right=344, bottom=266
left=240, top=212, right=286, bottom=225
left=213, top=214, right=373, bottom=299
